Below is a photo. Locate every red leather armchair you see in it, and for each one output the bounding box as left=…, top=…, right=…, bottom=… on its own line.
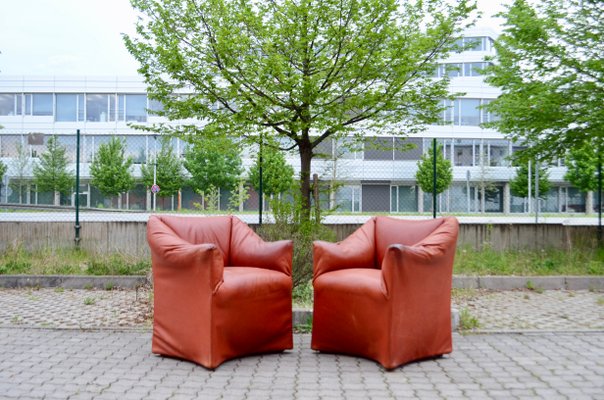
left=312, top=216, right=459, bottom=369
left=147, top=215, right=293, bottom=369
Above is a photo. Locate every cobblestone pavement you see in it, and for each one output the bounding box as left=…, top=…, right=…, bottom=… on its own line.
left=0, top=329, right=602, bottom=399
left=0, top=287, right=602, bottom=331
left=0, top=287, right=603, bottom=399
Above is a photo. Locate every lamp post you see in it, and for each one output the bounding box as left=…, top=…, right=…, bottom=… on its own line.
left=74, top=129, right=81, bottom=248
left=466, top=169, right=471, bottom=214
left=153, top=135, right=157, bottom=212
left=258, top=132, right=263, bottom=226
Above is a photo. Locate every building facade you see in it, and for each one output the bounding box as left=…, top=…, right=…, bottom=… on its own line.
left=0, top=27, right=592, bottom=214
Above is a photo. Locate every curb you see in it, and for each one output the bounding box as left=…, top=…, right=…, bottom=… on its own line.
left=0, top=275, right=147, bottom=289
left=0, top=275, right=601, bottom=291
left=453, top=276, right=604, bottom=292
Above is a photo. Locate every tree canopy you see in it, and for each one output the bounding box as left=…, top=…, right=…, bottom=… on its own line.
left=510, top=160, right=550, bottom=199
left=124, top=0, right=476, bottom=218
left=90, top=137, right=135, bottom=198
left=565, top=141, right=601, bottom=194
left=248, top=137, right=295, bottom=197
left=183, top=135, right=242, bottom=194
left=483, top=0, right=604, bottom=161
left=33, top=136, right=74, bottom=203
left=415, top=143, right=452, bottom=195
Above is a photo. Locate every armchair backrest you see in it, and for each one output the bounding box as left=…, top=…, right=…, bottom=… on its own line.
left=156, top=215, right=232, bottom=265
left=375, top=217, right=446, bottom=266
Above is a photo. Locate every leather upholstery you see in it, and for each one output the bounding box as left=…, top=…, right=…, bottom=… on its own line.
left=147, top=215, right=293, bottom=369
left=312, top=216, right=459, bottom=369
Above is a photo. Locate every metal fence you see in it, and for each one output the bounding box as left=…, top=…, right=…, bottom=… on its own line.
left=0, top=131, right=601, bottom=221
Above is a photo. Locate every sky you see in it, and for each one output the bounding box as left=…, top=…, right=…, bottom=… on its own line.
left=0, top=0, right=511, bottom=77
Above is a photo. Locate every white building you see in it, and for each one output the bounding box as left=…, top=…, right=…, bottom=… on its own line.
left=0, top=27, right=590, bottom=214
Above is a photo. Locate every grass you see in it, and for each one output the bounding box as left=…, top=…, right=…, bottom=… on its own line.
left=1, top=243, right=602, bottom=278
left=0, top=245, right=150, bottom=276
left=458, top=308, right=480, bottom=331
left=454, top=245, right=604, bottom=276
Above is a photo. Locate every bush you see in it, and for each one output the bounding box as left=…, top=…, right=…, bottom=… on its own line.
left=256, top=197, right=335, bottom=288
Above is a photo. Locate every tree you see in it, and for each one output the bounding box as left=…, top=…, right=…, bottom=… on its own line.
left=565, top=141, right=602, bottom=214
left=565, top=142, right=600, bottom=194
left=0, top=160, right=7, bottom=200
left=183, top=135, right=242, bottom=209
left=248, top=137, right=295, bottom=197
left=483, top=0, right=604, bottom=162
left=510, top=160, right=550, bottom=199
left=141, top=136, right=185, bottom=198
left=124, top=0, right=476, bottom=219
left=33, top=136, right=74, bottom=206
left=90, top=137, right=135, bottom=209
left=9, top=143, right=31, bottom=204
left=415, top=143, right=453, bottom=197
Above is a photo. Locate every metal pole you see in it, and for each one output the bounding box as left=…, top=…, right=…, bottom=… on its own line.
left=535, top=160, right=539, bottom=223
left=432, top=138, right=437, bottom=219
left=598, top=155, right=602, bottom=245
left=74, top=129, right=81, bottom=248
left=259, top=133, right=263, bottom=226
left=153, top=135, right=157, bottom=212
left=527, top=160, right=532, bottom=214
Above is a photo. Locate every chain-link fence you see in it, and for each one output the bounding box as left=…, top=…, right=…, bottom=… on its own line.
left=0, top=132, right=601, bottom=221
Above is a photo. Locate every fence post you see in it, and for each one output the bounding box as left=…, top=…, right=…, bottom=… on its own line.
left=74, top=129, right=81, bottom=248
left=258, top=133, right=263, bottom=226
left=432, top=138, right=437, bottom=219
left=598, top=155, right=602, bottom=245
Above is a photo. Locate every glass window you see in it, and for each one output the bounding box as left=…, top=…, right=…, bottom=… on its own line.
left=32, top=94, right=53, bottom=116
left=453, top=139, right=474, bottom=166
left=446, top=63, right=462, bottom=78
left=335, top=185, right=360, bottom=213
left=86, top=94, right=109, bottom=122
left=118, top=94, right=125, bottom=121
left=109, top=94, right=117, bottom=122
left=488, top=140, right=510, bottom=166
left=126, top=94, right=147, bottom=122
left=390, top=185, right=417, bottom=212
left=443, top=99, right=454, bottom=123
left=465, top=37, right=485, bottom=51
left=460, top=98, right=480, bottom=125
left=335, top=137, right=362, bottom=159
left=0, top=94, right=16, bottom=115
left=148, top=99, right=164, bottom=113
left=464, top=62, right=485, bottom=77
left=25, top=94, right=32, bottom=115
left=55, top=94, right=83, bottom=122
left=361, top=184, right=390, bottom=212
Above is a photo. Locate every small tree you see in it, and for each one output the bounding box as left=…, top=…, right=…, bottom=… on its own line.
left=33, top=136, right=74, bottom=206
left=183, top=135, right=242, bottom=210
left=510, top=160, right=550, bottom=199
left=90, top=137, right=135, bottom=209
left=416, top=143, right=453, bottom=210
left=565, top=141, right=602, bottom=214
left=248, top=137, right=295, bottom=198
left=9, top=143, right=32, bottom=204
left=141, top=136, right=185, bottom=199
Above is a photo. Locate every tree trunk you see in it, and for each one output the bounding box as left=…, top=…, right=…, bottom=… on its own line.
left=298, top=139, right=313, bottom=222
left=54, top=191, right=60, bottom=206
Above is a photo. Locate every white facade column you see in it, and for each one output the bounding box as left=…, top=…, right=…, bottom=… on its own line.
left=586, top=191, right=594, bottom=214
left=417, top=188, right=424, bottom=213
left=503, top=182, right=511, bottom=214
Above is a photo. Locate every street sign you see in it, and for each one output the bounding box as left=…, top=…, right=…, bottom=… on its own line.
left=151, top=184, right=160, bottom=194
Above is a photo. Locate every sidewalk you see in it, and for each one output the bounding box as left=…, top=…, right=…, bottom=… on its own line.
left=0, top=287, right=603, bottom=399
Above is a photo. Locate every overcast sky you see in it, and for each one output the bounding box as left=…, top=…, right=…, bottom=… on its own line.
left=0, top=0, right=511, bottom=77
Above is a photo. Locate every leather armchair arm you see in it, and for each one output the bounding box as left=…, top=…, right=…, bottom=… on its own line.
left=232, top=237, right=293, bottom=275
left=148, top=219, right=224, bottom=292
left=313, top=239, right=375, bottom=279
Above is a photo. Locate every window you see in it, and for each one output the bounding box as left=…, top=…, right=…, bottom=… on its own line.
left=32, top=94, right=53, bottom=116
left=464, top=37, right=486, bottom=51
left=459, top=99, right=480, bottom=126
left=446, top=63, right=462, bottom=78
left=335, top=185, right=361, bottom=212
left=86, top=94, right=110, bottom=122
left=148, top=99, right=164, bottom=114
left=394, top=138, right=422, bottom=160
left=464, top=62, right=486, bottom=77
left=0, top=94, right=21, bottom=116
left=125, top=94, right=147, bottom=122
left=56, top=94, right=85, bottom=121
left=390, top=185, right=417, bottom=212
